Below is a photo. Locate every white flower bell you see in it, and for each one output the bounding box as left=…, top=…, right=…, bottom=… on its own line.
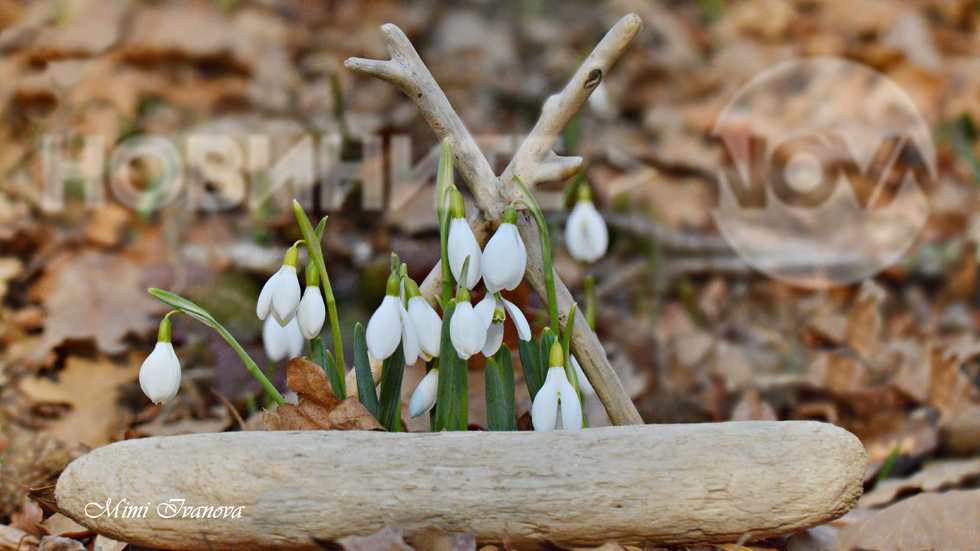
left=139, top=317, right=182, bottom=404
left=447, top=189, right=482, bottom=289
left=482, top=207, right=526, bottom=294
left=449, top=286, right=487, bottom=360
left=565, top=186, right=608, bottom=263
left=404, top=277, right=441, bottom=361
left=571, top=355, right=594, bottom=397
left=474, top=292, right=531, bottom=357
left=531, top=340, right=583, bottom=431
left=408, top=368, right=439, bottom=418
left=296, top=265, right=326, bottom=340
left=257, top=245, right=302, bottom=326
left=365, top=272, right=420, bottom=365
left=263, top=315, right=305, bottom=363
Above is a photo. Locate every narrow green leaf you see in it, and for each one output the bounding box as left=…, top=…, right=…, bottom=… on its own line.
left=496, top=344, right=517, bottom=431
left=451, top=353, right=468, bottom=431
left=377, top=344, right=405, bottom=432
left=519, top=337, right=543, bottom=400
left=433, top=300, right=457, bottom=431
left=353, top=323, right=378, bottom=417
left=315, top=215, right=328, bottom=240
left=313, top=337, right=345, bottom=399
left=562, top=305, right=577, bottom=381
left=540, top=328, right=556, bottom=378
left=485, top=358, right=506, bottom=431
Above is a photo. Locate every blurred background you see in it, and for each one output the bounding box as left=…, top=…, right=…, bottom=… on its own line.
left=1, top=1, right=980, bottom=548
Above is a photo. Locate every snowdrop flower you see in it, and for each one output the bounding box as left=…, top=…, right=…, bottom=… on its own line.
left=263, top=316, right=305, bottom=363
left=296, top=265, right=326, bottom=340
left=257, top=245, right=302, bottom=326
left=531, top=340, right=583, bottom=431
left=449, top=286, right=487, bottom=360
left=365, top=272, right=419, bottom=365
left=482, top=207, right=526, bottom=294
left=139, top=316, right=182, bottom=404
left=565, top=186, right=608, bottom=263
left=408, top=368, right=439, bottom=418
left=474, top=292, right=531, bottom=357
left=571, top=355, right=594, bottom=397
left=404, top=277, right=441, bottom=360
left=447, top=188, right=482, bottom=289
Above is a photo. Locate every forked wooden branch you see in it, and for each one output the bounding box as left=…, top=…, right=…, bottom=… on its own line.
left=56, top=422, right=866, bottom=550
left=345, top=16, right=644, bottom=425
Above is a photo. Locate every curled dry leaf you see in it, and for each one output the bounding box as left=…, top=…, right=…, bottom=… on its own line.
left=263, top=358, right=384, bottom=432
left=860, top=458, right=980, bottom=508
left=837, top=489, right=980, bottom=551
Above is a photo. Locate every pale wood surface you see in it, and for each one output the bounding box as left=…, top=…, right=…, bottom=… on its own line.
left=57, top=422, right=866, bottom=550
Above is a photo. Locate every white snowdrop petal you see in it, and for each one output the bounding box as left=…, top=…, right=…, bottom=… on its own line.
left=139, top=341, right=182, bottom=404
left=482, top=223, right=526, bottom=293
left=408, top=368, right=440, bottom=418
left=501, top=298, right=532, bottom=341
left=263, top=316, right=287, bottom=362
left=366, top=296, right=402, bottom=361
left=256, top=273, right=275, bottom=320
left=531, top=368, right=561, bottom=431
left=566, top=201, right=609, bottom=263
left=283, top=317, right=306, bottom=360
left=481, top=321, right=504, bottom=357
left=297, top=287, right=326, bottom=340
left=407, top=297, right=442, bottom=359
left=473, top=293, right=496, bottom=328
left=448, top=218, right=483, bottom=289
left=270, top=265, right=301, bottom=326
left=399, top=302, right=420, bottom=366
left=450, top=302, right=485, bottom=360
left=558, top=370, right=583, bottom=430
left=571, top=355, right=594, bottom=397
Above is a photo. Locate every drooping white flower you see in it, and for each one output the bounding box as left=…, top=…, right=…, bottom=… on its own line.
left=571, top=355, right=594, bottom=397
left=365, top=272, right=420, bottom=365
left=404, top=277, right=441, bottom=360
left=474, top=293, right=531, bottom=357
left=447, top=189, right=482, bottom=289
left=565, top=186, right=608, bottom=263
left=450, top=288, right=487, bottom=360
left=257, top=246, right=302, bottom=326
left=408, top=368, right=439, bottom=418
left=139, top=318, right=181, bottom=404
left=482, top=207, right=526, bottom=294
left=531, top=341, right=583, bottom=431
left=297, top=286, right=326, bottom=340
left=263, top=316, right=305, bottom=363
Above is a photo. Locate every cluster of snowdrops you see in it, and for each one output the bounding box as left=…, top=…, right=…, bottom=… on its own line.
left=139, top=142, right=609, bottom=432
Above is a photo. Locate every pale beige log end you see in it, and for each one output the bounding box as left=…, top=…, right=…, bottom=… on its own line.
left=56, top=422, right=865, bottom=550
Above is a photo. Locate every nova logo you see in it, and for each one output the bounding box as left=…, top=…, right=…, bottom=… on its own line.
left=712, top=57, right=935, bottom=289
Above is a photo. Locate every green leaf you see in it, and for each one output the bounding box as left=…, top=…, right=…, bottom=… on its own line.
left=315, top=216, right=328, bottom=240
left=486, top=345, right=517, bottom=431
left=451, top=352, right=468, bottom=431
left=377, top=343, right=405, bottom=432
left=496, top=344, right=517, bottom=431
left=353, top=323, right=378, bottom=417
left=562, top=305, right=577, bottom=381
left=433, top=300, right=457, bottom=431
left=519, top=336, right=543, bottom=400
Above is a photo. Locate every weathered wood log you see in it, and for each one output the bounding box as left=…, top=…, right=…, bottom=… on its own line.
left=56, top=422, right=865, bottom=550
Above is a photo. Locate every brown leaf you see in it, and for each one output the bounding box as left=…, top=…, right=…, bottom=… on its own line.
left=0, top=524, right=39, bottom=551
left=731, top=390, right=778, bottom=422
left=92, top=535, right=128, bottom=551
left=17, top=356, right=139, bottom=447
left=837, top=489, right=980, bottom=551
left=333, top=525, right=415, bottom=551
left=263, top=359, right=383, bottom=432
left=860, top=459, right=980, bottom=508
left=411, top=529, right=476, bottom=551
left=844, top=281, right=885, bottom=363
left=31, top=251, right=162, bottom=358
left=927, top=343, right=977, bottom=418
left=37, top=536, right=85, bottom=551
left=939, top=405, right=980, bottom=457
left=38, top=514, right=90, bottom=539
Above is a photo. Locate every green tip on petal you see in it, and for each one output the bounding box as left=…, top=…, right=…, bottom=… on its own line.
left=549, top=339, right=564, bottom=368
left=403, top=276, right=422, bottom=299
left=577, top=183, right=593, bottom=203
left=456, top=285, right=470, bottom=303
left=385, top=271, right=401, bottom=296
left=450, top=187, right=466, bottom=219
left=283, top=245, right=299, bottom=267
left=157, top=316, right=172, bottom=343
left=502, top=207, right=518, bottom=225
left=306, top=262, right=320, bottom=287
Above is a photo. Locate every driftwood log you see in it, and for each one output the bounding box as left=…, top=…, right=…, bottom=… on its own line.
left=56, top=422, right=866, bottom=550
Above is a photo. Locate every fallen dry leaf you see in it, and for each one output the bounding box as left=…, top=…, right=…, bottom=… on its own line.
left=323, top=525, right=414, bottom=551
left=861, top=458, right=980, bottom=508
left=837, top=489, right=980, bottom=551
left=263, top=358, right=383, bottom=432
left=37, top=536, right=84, bottom=551
left=37, top=514, right=89, bottom=539
left=18, top=356, right=138, bottom=447
left=0, top=523, right=40, bottom=551
left=32, top=251, right=162, bottom=358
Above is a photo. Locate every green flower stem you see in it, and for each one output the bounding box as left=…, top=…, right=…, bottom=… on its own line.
left=514, top=176, right=560, bottom=331
left=584, top=275, right=597, bottom=331
left=437, top=139, right=454, bottom=304
left=148, top=288, right=285, bottom=405
left=292, top=200, right=345, bottom=394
